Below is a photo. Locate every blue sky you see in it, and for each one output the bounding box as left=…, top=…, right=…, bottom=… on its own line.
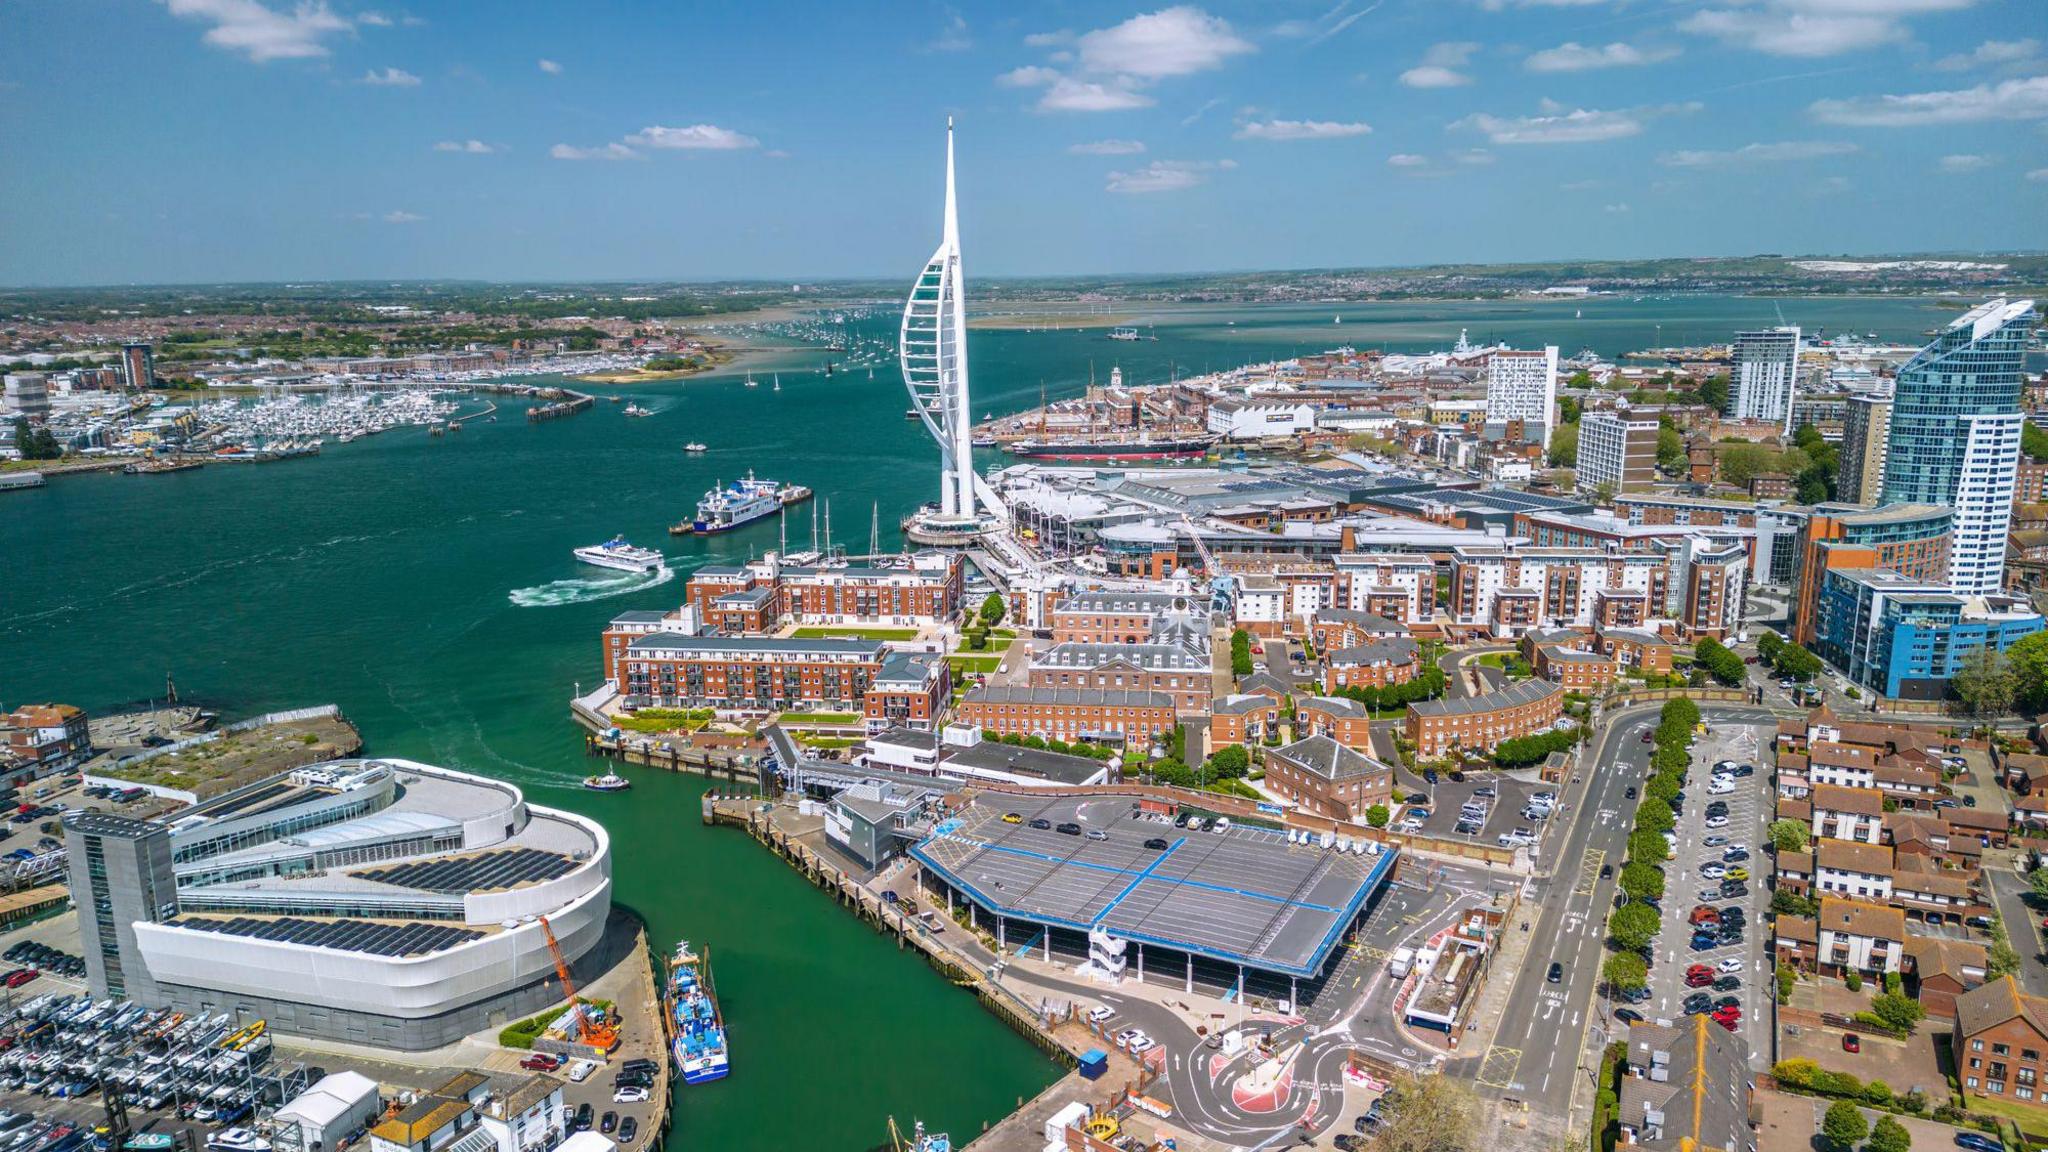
left=2, top=0, right=2046, bottom=285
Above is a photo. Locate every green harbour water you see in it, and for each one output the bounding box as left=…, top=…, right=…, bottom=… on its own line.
left=0, top=294, right=1961, bottom=1148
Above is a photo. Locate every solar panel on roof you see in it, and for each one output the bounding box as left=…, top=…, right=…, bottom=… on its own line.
left=356, top=848, right=575, bottom=893
left=169, top=915, right=484, bottom=955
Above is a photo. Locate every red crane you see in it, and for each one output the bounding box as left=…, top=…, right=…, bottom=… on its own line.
left=539, top=915, right=618, bottom=1051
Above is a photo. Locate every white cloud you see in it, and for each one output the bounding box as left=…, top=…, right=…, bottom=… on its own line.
left=1810, top=76, right=2048, bottom=126
left=1681, top=1, right=1977, bottom=60
left=381, top=210, right=423, bottom=224
left=927, top=9, right=971, bottom=52
left=1105, top=158, right=1234, bottom=194
left=625, top=124, right=761, bottom=150
left=1603, top=202, right=1630, bottom=213
left=1455, top=148, right=1494, bottom=165
left=1400, top=41, right=1477, bottom=88
left=1069, top=139, right=1147, bottom=155
left=551, top=143, right=639, bottom=161
left=538, top=58, right=562, bottom=74
left=1040, top=77, right=1155, bottom=112
left=1457, top=100, right=1697, bottom=145
left=1387, top=153, right=1430, bottom=167
left=1657, top=139, right=1858, bottom=166
left=998, top=65, right=1063, bottom=87
left=433, top=139, right=494, bottom=154
left=360, top=66, right=420, bottom=86
left=2029, top=167, right=2048, bottom=183
left=1023, top=29, right=1073, bottom=48
left=158, top=0, right=351, bottom=62
left=355, top=9, right=390, bottom=25
left=1525, top=41, right=1677, bottom=73
left=1234, top=118, right=1372, bottom=141
left=1076, top=7, right=1253, bottom=80
left=1939, top=152, right=1993, bottom=171
left=1933, top=38, right=2038, bottom=71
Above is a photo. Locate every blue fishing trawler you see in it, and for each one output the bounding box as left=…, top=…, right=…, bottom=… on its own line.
left=666, top=940, right=729, bottom=1084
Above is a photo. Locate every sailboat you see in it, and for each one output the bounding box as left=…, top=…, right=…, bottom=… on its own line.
left=743, top=371, right=758, bottom=388
left=773, top=374, right=781, bottom=392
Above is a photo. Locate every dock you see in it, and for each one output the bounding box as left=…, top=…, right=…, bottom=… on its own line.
left=582, top=735, right=765, bottom=788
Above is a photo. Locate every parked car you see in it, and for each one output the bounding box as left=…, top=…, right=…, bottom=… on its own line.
left=1954, top=1133, right=2004, bottom=1152
left=1716, top=957, right=1745, bottom=974
left=600, top=1112, right=618, bottom=1135
left=518, top=1054, right=560, bottom=1072
left=618, top=1119, right=638, bottom=1145
left=1615, top=1008, right=1645, bottom=1024
left=1842, top=1034, right=1860, bottom=1053
left=1028, top=818, right=1052, bottom=830
left=1053, top=822, right=1082, bottom=836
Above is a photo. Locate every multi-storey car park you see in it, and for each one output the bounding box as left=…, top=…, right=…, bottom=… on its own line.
left=64, top=759, right=611, bottom=1050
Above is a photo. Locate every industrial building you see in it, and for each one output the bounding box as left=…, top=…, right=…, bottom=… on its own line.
left=64, top=758, right=612, bottom=1049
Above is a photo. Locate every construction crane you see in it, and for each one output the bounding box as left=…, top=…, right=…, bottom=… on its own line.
left=1178, top=514, right=1218, bottom=575
left=539, top=915, right=618, bottom=1052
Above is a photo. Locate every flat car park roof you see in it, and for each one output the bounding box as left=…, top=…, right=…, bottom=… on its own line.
left=912, top=795, right=1395, bottom=978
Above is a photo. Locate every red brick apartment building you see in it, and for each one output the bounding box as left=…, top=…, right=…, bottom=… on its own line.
left=1263, top=735, right=1392, bottom=822
left=862, top=652, right=948, bottom=735
left=616, top=634, right=888, bottom=715
left=1209, top=695, right=1282, bottom=748
left=682, top=552, right=963, bottom=630
left=1028, top=642, right=1213, bottom=714
left=1049, top=591, right=1198, bottom=644
left=1405, top=679, right=1564, bottom=759
left=1954, top=977, right=2048, bottom=1110
left=1309, top=608, right=1410, bottom=657
left=1, top=703, right=90, bottom=775
left=1294, top=696, right=1374, bottom=750
left=1323, top=638, right=1422, bottom=693
left=955, top=686, right=1177, bottom=744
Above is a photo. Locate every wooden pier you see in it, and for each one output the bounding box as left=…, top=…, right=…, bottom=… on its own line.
left=584, top=735, right=763, bottom=787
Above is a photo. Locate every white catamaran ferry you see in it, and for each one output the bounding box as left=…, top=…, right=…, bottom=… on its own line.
left=573, top=536, right=665, bottom=573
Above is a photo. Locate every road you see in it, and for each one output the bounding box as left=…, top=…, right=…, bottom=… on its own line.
left=1445, top=704, right=1781, bottom=1126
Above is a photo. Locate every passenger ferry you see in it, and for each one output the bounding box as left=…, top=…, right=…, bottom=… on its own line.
left=573, top=536, right=665, bottom=573
left=666, top=941, right=729, bottom=1084
left=684, top=472, right=812, bottom=535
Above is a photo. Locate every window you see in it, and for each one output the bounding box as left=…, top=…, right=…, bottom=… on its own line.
left=1996, top=1044, right=2011, bottom=1056
left=1975, top=1040, right=1986, bottom=1051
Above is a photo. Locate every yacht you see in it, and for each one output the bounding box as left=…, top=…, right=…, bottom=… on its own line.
left=1107, top=327, right=1140, bottom=342
left=573, top=536, right=665, bottom=573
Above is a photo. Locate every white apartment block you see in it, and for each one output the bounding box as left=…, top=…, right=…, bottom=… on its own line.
left=1332, top=553, right=1438, bottom=624
left=1949, top=411, right=2023, bottom=597
left=1206, top=398, right=1318, bottom=440
left=1447, top=546, right=1666, bottom=637
left=1575, top=411, right=1659, bottom=495
left=1483, top=346, right=1558, bottom=448
left=1730, top=326, right=1801, bottom=431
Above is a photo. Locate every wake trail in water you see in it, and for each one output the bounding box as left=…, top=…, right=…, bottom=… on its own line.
left=507, top=564, right=677, bottom=608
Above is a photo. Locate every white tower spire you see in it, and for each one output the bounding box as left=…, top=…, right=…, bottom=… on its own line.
left=901, top=118, right=978, bottom=521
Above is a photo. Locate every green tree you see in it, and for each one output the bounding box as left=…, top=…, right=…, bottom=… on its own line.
left=1769, top=819, right=1810, bottom=854
left=1869, top=992, right=1925, bottom=1034
left=1619, top=861, right=1666, bottom=902
left=1698, top=375, right=1730, bottom=412
left=1549, top=422, right=1580, bottom=468
left=1773, top=643, right=1824, bottom=682
left=1634, top=800, right=1675, bottom=834
left=978, top=592, right=1005, bottom=626
left=1656, top=425, right=1686, bottom=471
left=1369, top=1074, right=1476, bottom=1152
left=1205, top=744, right=1251, bottom=780
left=1991, top=936, right=2023, bottom=978
left=2024, top=419, right=2048, bottom=463
left=1952, top=647, right=2017, bottom=726
left=2006, top=630, right=2048, bottom=715
left=1559, top=394, right=1584, bottom=424
left=1757, top=630, right=1784, bottom=663
left=1821, top=1101, right=1867, bottom=1152
left=1771, top=889, right=1817, bottom=919
left=1365, top=803, right=1390, bottom=829
left=1603, top=952, right=1649, bottom=994
left=1694, top=637, right=1747, bottom=686
left=1610, top=902, right=1662, bottom=951
left=1867, top=1115, right=1911, bottom=1152
left=1230, top=630, right=1254, bottom=678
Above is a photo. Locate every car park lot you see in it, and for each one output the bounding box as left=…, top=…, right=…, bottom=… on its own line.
left=1400, top=772, right=1556, bottom=849
left=1628, top=722, right=1774, bottom=1066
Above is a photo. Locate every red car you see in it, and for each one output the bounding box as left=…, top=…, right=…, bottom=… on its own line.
left=4, top=969, right=37, bottom=989
left=1712, top=1006, right=1742, bottom=1024
left=1843, top=1034, right=1861, bottom=1053
left=1689, top=906, right=1721, bottom=926
left=1714, top=1013, right=1741, bottom=1032
left=518, top=1053, right=560, bottom=1072
left=1685, top=971, right=1714, bottom=988
left=1685, top=964, right=1714, bottom=980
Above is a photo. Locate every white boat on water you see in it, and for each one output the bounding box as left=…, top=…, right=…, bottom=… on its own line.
left=574, top=536, right=665, bottom=573
left=1107, top=327, right=1140, bottom=342
left=683, top=442, right=708, bottom=453
left=583, top=773, right=631, bottom=792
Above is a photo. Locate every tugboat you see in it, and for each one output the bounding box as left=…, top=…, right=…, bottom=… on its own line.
left=582, top=773, right=631, bottom=792
left=666, top=941, right=729, bottom=1084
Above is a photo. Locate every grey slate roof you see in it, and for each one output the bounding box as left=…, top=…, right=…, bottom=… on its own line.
left=1032, top=642, right=1210, bottom=672
left=1298, top=695, right=1369, bottom=720
left=1327, top=638, right=1420, bottom=666
left=1269, top=734, right=1385, bottom=782
left=610, top=610, right=671, bottom=624
left=1410, top=677, right=1561, bottom=718
left=944, top=742, right=1110, bottom=786
left=1213, top=694, right=1280, bottom=716
left=962, top=686, right=1175, bottom=709
left=626, top=632, right=884, bottom=657
left=1315, top=608, right=1409, bottom=634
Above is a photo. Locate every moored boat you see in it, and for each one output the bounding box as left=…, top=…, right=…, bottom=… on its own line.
left=666, top=941, right=729, bottom=1084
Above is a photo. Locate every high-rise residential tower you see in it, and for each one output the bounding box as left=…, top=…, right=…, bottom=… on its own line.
left=1728, top=326, right=1801, bottom=431
left=1837, top=394, right=1892, bottom=506
left=1484, top=345, right=1558, bottom=448
left=1575, top=411, right=1659, bottom=495
left=1881, top=298, right=2038, bottom=598
left=120, top=343, right=155, bottom=392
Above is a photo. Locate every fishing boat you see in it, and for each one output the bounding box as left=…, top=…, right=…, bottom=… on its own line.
left=573, top=536, right=665, bottom=573
left=666, top=941, right=729, bottom=1084
left=683, top=442, right=709, bottom=454
left=582, top=773, right=630, bottom=792
left=677, top=472, right=811, bottom=535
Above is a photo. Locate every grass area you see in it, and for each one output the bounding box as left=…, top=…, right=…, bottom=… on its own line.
left=985, top=636, right=1015, bottom=652
left=790, top=626, right=921, bottom=640
left=951, top=655, right=1002, bottom=674
left=777, top=711, right=862, bottom=726
left=795, top=735, right=862, bottom=750
left=1475, top=653, right=1508, bottom=668
left=498, top=998, right=615, bottom=1049
left=613, top=707, right=713, bottom=734
left=1966, top=1093, right=2048, bottom=1143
